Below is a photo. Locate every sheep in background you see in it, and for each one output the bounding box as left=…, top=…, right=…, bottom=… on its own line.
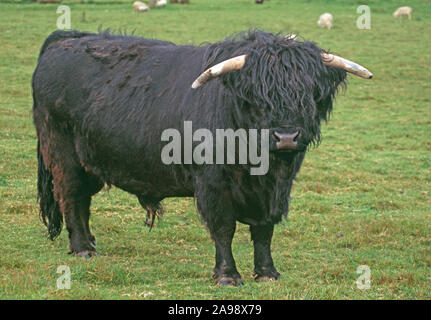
left=394, top=6, right=413, bottom=19
left=317, top=13, right=333, bottom=29
left=133, top=1, right=150, bottom=12
left=156, top=0, right=167, bottom=7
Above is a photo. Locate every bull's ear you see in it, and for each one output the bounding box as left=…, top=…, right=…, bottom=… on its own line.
left=191, top=55, right=247, bottom=89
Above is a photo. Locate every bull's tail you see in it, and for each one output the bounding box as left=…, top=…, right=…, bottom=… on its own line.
left=37, top=140, right=63, bottom=240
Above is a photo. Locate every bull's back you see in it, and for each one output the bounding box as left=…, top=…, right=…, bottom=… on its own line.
left=33, top=31, right=204, bottom=196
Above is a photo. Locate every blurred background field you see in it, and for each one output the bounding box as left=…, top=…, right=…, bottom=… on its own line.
left=0, top=0, right=430, bottom=299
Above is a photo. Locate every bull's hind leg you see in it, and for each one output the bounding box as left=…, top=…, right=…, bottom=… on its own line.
left=54, top=165, right=103, bottom=257
left=39, top=129, right=103, bottom=257
left=250, top=224, right=280, bottom=282
left=57, top=168, right=103, bottom=257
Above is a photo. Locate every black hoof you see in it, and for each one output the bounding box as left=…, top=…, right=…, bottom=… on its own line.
left=254, top=269, right=280, bottom=282
left=213, top=270, right=243, bottom=286
left=217, top=277, right=244, bottom=286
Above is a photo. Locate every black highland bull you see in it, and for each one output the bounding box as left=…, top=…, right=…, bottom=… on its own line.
left=33, top=30, right=372, bottom=286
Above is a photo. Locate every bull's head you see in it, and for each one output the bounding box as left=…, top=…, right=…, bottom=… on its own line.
left=191, top=33, right=372, bottom=154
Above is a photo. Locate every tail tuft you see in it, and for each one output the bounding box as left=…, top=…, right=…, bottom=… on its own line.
left=37, top=141, right=63, bottom=240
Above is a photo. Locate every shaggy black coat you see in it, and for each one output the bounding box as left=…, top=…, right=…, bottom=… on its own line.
left=33, top=29, right=346, bottom=284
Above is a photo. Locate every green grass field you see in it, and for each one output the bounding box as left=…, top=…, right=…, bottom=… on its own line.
left=0, top=0, right=430, bottom=299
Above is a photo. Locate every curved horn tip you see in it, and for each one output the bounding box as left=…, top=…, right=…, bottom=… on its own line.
left=322, top=53, right=373, bottom=79
left=191, top=81, right=201, bottom=89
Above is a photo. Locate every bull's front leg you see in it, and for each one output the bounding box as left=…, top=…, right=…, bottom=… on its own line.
left=210, top=219, right=243, bottom=286
left=195, top=181, right=242, bottom=286
left=250, top=224, right=280, bottom=282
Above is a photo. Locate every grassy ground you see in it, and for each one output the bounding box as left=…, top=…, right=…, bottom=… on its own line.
left=0, top=0, right=430, bottom=299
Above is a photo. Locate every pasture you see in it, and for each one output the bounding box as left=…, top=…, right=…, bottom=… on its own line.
left=0, top=0, right=430, bottom=299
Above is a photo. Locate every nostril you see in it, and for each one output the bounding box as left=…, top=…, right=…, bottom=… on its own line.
left=273, top=131, right=282, bottom=142
left=274, top=131, right=299, bottom=141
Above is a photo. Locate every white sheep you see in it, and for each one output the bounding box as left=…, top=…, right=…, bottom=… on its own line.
left=133, top=1, right=150, bottom=12
left=156, top=0, right=167, bottom=7
left=393, top=6, right=412, bottom=19
left=317, top=13, right=333, bottom=29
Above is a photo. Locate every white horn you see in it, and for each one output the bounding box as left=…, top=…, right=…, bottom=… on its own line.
left=191, top=55, right=247, bottom=89
left=321, top=53, right=373, bottom=79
